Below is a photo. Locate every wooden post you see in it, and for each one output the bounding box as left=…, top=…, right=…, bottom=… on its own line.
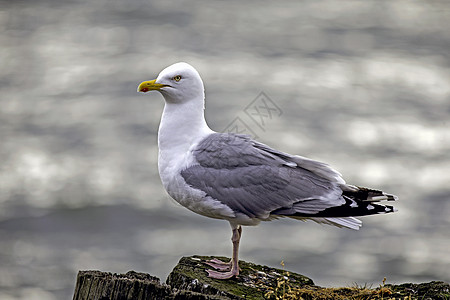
left=72, top=256, right=449, bottom=299
left=72, top=268, right=227, bottom=299
left=72, top=270, right=172, bottom=300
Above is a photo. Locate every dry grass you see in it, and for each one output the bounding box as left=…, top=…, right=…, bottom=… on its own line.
left=264, top=263, right=411, bottom=300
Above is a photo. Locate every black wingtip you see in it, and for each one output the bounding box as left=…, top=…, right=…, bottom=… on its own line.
left=343, top=186, right=399, bottom=202
left=381, top=205, right=397, bottom=213
left=386, top=194, right=399, bottom=201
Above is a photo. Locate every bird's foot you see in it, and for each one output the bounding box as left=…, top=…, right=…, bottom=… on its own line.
left=205, top=258, right=231, bottom=271
left=205, top=258, right=240, bottom=279
left=206, top=268, right=239, bottom=279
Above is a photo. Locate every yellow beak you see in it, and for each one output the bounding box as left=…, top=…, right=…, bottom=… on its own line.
left=137, top=79, right=168, bottom=93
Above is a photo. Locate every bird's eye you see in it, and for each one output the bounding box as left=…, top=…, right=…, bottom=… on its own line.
left=173, top=75, right=182, bottom=82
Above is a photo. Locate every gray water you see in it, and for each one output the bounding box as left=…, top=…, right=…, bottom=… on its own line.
left=1, top=1, right=450, bottom=299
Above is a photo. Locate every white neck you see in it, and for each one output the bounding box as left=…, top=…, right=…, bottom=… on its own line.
left=158, top=98, right=213, bottom=163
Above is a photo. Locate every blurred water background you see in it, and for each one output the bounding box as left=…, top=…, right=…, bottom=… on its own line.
left=1, top=0, right=450, bottom=299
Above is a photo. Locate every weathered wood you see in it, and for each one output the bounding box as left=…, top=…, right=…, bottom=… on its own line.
left=72, top=256, right=313, bottom=300
left=72, top=269, right=222, bottom=300
left=72, top=270, right=168, bottom=300
left=73, top=256, right=450, bottom=300
left=166, top=256, right=314, bottom=299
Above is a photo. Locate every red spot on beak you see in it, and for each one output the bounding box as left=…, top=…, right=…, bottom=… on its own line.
left=141, top=88, right=149, bottom=93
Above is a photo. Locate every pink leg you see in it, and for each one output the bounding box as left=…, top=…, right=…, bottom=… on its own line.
left=206, top=225, right=242, bottom=279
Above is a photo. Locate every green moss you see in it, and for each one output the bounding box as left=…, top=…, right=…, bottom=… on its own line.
left=385, top=281, right=450, bottom=300
left=166, top=256, right=313, bottom=300
left=74, top=258, right=449, bottom=299
left=166, top=256, right=450, bottom=300
left=265, top=276, right=450, bottom=300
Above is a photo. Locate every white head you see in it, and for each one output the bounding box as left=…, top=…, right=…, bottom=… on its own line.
left=138, top=62, right=205, bottom=104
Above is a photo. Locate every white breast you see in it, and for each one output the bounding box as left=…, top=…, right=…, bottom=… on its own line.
left=158, top=137, right=236, bottom=220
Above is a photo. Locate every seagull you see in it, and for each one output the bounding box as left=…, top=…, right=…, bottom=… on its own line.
left=137, top=62, right=397, bottom=279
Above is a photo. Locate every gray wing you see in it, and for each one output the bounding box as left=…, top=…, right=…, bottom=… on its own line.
left=180, top=133, right=345, bottom=219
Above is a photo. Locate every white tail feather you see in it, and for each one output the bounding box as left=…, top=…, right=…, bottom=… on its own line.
left=313, top=217, right=362, bottom=230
